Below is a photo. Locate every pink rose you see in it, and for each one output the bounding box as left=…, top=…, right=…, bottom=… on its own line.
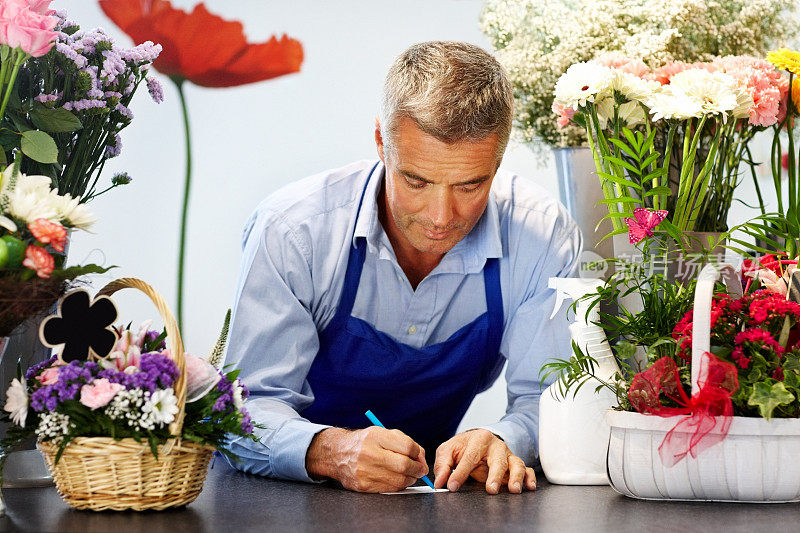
left=0, top=0, right=58, bottom=57
left=36, top=366, right=59, bottom=385
left=79, top=378, right=123, bottom=410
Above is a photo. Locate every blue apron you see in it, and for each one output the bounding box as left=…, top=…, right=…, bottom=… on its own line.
left=302, top=168, right=505, bottom=455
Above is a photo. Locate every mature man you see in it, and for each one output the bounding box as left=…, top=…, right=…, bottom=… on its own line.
left=224, top=41, right=581, bottom=494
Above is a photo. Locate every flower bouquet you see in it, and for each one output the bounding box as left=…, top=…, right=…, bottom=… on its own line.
left=1, top=278, right=255, bottom=511
left=0, top=158, right=107, bottom=338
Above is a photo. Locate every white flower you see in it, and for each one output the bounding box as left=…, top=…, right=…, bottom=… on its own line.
left=553, top=62, right=615, bottom=110
left=4, top=378, right=28, bottom=427
left=646, top=85, right=704, bottom=121
left=668, top=69, right=745, bottom=122
left=595, top=97, right=646, bottom=129
left=35, top=412, right=72, bottom=439
left=142, top=388, right=179, bottom=426
left=7, top=188, right=58, bottom=223
left=611, top=71, right=660, bottom=102
left=232, top=381, right=244, bottom=410
left=0, top=214, right=17, bottom=233
left=49, top=192, right=96, bottom=230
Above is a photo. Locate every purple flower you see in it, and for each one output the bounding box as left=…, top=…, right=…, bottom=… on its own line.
left=115, top=103, right=133, bottom=120
left=105, top=133, right=121, bottom=158
left=25, top=356, right=58, bottom=381
left=241, top=410, right=254, bottom=434
left=112, top=172, right=132, bottom=186
left=147, top=77, right=164, bottom=104
left=30, top=361, right=96, bottom=411
left=120, top=41, right=162, bottom=64
left=55, top=42, right=87, bottom=68
left=35, top=91, right=61, bottom=105
left=62, top=99, right=106, bottom=112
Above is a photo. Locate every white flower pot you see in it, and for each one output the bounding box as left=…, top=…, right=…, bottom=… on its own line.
left=606, top=409, right=800, bottom=502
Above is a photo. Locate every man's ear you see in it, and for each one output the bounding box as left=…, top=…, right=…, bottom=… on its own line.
left=375, top=117, right=385, bottom=164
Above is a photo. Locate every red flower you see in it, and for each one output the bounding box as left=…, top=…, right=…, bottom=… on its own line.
left=28, top=218, right=67, bottom=252
left=98, top=0, right=303, bottom=87
left=22, top=245, right=54, bottom=278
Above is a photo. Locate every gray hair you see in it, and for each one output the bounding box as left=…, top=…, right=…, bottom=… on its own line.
left=379, top=41, right=514, bottom=162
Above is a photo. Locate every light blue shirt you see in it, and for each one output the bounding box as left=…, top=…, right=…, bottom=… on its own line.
left=223, top=160, right=582, bottom=482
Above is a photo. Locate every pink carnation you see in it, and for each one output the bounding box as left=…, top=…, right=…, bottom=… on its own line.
left=712, top=55, right=787, bottom=127
left=552, top=101, right=576, bottom=128
left=650, top=61, right=716, bottom=85
left=80, top=378, right=123, bottom=410
left=595, top=52, right=650, bottom=78
left=36, top=366, right=59, bottom=385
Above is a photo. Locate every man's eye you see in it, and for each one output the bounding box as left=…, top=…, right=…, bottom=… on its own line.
left=459, top=184, right=480, bottom=193
left=405, top=178, right=426, bottom=189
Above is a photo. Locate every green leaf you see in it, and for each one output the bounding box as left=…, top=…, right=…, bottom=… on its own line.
left=748, top=381, right=795, bottom=420
left=597, top=171, right=642, bottom=191
left=20, top=130, right=58, bottom=163
left=644, top=186, right=672, bottom=197
left=598, top=197, right=640, bottom=205
left=608, top=138, right=639, bottom=160
left=30, top=103, right=82, bottom=133
left=602, top=155, right=642, bottom=176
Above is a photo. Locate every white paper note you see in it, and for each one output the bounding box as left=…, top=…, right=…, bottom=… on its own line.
left=381, top=486, right=450, bottom=495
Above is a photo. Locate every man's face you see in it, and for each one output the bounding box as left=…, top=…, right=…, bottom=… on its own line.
left=377, top=117, right=500, bottom=257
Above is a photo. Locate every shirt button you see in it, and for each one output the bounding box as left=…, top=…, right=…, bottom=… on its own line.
left=408, top=325, right=417, bottom=335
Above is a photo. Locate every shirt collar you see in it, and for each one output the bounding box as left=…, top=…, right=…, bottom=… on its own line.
left=352, top=160, right=504, bottom=272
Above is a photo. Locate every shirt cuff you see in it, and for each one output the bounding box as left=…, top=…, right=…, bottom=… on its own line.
left=270, top=418, right=332, bottom=482
left=477, top=420, right=536, bottom=465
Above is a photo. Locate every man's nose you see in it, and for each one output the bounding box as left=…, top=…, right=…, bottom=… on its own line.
left=428, top=188, right=455, bottom=228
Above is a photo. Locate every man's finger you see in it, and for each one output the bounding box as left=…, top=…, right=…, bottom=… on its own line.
left=506, top=456, right=526, bottom=494
left=484, top=445, right=509, bottom=494
left=383, top=449, right=428, bottom=478
left=377, top=428, right=423, bottom=460
left=433, top=441, right=456, bottom=489
left=524, top=467, right=537, bottom=491
left=447, top=440, right=487, bottom=492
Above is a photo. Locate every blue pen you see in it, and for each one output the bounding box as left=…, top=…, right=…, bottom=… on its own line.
left=365, top=410, right=435, bottom=489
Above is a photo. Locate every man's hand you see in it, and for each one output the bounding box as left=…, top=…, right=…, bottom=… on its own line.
left=305, top=427, right=428, bottom=492
left=433, top=429, right=536, bottom=494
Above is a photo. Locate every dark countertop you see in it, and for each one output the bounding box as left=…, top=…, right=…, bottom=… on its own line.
left=3, top=458, right=800, bottom=533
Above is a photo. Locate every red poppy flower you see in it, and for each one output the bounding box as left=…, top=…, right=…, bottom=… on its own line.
left=98, top=0, right=303, bottom=87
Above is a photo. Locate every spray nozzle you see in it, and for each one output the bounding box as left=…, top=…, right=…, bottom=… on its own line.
left=548, top=277, right=605, bottom=321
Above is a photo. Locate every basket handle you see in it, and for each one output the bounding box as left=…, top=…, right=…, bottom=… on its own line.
left=97, top=278, right=186, bottom=437
left=690, top=263, right=742, bottom=396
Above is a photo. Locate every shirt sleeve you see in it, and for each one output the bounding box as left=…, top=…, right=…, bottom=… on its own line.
left=222, top=208, right=331, bottom=482
left=480, top=210, right=582, bottom=465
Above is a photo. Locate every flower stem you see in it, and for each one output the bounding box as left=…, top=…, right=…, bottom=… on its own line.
left=175, top=79, right=192, bottom=331
left=0, top=51, right=27, bottom=127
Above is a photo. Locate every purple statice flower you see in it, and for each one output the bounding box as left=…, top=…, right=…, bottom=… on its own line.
left=104, top=91, right=123, bottom=100
left=143, top=330, right=166, bottom=350
left=25, top=356, right=58, bottom=381
left=75, top=29, right=113, bottom=56
left=213, top=376, right=234, bottom=413
left=123, top=73, right=136, bottom=95
left=62, top=99, right=106, bottom=112
left=139, top=352, right=179, bottom=390
left=112, top=172, right=132, bottom=186
left=120, top=41, right=162, bottom=64
left=30, top=361, right=97, bottom=411
left=34, top=91, right=61, bottom=105
left=100, top=49, right=126, bottom=85
left=240, top=409, right=254, bottom=434
left=146, top=77, right=164, bottom=104
left=105, top=133, right=121, bottom=158
left=55, top=42, right=88, bottom=68
left=115, top=103, right=133, bottom=120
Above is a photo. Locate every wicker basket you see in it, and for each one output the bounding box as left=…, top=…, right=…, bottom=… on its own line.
left=37, top=278, right=215, bottom=511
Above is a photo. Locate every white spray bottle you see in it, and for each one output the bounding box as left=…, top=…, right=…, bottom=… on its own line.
left=538, top=277, right=619, bottom=485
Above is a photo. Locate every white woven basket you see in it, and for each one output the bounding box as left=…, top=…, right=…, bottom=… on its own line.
left=606, top=263, right=800, bottom=502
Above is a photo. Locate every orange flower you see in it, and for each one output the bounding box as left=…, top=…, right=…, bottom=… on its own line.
left=23, top=245, right=54, bottom=278
left=98, top=0, right=303, bottom=87
left=28, top=218, right=67, bottom=252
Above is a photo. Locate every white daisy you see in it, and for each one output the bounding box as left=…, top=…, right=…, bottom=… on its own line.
left=553, top=61, right=615, bottom=110
left=7, top=189, right=58, bottom=224
left=668, top=69, right=742, bottom=121
left=611, top=71, right=660, bottom=102
left=49, top=192, right=96, bottom=230
left=646, top=85, right=703, bottom=122
left=4, top=378, right=28, bottom=428
left=142, top=388, right=179, bottom=426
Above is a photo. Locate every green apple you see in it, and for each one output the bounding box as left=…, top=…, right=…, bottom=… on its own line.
left=0, top=239, right=7, bottom=268
left=1, top=235, right=25, bottom=268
